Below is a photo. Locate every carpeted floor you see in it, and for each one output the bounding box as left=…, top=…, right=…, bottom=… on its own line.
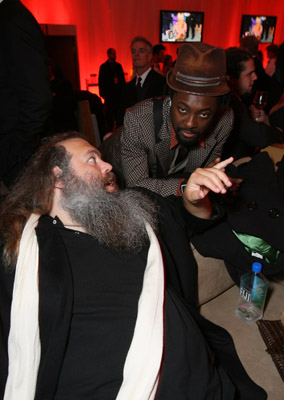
left=200, top=273, right=284, bottom=399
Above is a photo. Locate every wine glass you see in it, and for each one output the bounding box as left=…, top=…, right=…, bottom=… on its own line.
left=253, top=90, right=268, bottom=110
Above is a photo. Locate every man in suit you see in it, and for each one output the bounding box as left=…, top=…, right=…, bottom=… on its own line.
left=102, top=43, right=234, bottom=197
left=99, top=48, right=126, bottom=131
left=117, top=36, right=167, bottom=127
left=0, top=0, right=52, bottom=188
left=0, top=131, right=266, bottom=399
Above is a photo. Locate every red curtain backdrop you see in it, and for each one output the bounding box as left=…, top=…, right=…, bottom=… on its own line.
left=22, top=0, right=284, bottom=90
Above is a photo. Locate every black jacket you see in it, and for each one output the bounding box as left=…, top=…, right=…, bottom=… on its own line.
left=98, top=60, right=126, bottom=105
left=117, top=69, right=167, bottom=127
left=0, top=0, right=52, bottom=186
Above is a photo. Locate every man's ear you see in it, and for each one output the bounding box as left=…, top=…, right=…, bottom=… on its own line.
left=53, top=166, right=64, bottom=189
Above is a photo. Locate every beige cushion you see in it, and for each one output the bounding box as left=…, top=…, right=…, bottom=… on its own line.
left=261, top=145, right=284, bottom=167
left=190, top=243, right=234, bottom=306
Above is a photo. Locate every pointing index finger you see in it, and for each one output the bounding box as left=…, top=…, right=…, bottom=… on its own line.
left=213, top=157, right=234, bottom=170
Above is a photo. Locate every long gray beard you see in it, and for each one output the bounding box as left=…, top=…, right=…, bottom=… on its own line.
left=60, top=173, right=158, bottom=253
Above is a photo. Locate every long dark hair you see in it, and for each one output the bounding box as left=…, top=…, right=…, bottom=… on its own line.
left=0, top=131, right=85, bottom=267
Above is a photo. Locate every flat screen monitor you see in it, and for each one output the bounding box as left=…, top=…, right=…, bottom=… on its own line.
left=160, top=10, right=204, bottom=43
left=240, top=15, right=277, bottom=43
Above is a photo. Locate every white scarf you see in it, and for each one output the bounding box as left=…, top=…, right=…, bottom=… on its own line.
left=4, top=214, right=165, bottom=400
left=4, top=213, right=40, bottom=400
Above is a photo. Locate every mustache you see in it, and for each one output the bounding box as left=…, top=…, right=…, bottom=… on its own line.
left=177, top=128, right=200, bottom=135
left=103, top=171, right=117, bottom=185
left=101, top=172, right=119, bottom=190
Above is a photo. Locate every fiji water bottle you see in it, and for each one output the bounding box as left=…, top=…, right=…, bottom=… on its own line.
left=235, top=262, right=268, bottom=325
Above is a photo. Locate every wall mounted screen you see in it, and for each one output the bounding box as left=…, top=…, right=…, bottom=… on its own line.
left=240, top=15, right=277, bottom=43
left=160, top=10, right=204, bottom=43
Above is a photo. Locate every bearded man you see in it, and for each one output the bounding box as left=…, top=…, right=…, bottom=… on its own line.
left=0, top=132, right=266, bottom=399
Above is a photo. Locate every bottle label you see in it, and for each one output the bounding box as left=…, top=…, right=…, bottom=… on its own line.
left=251, top=251, right=263, bottom=259
left=240, top=287, right=251, bottom=302
left=251, top=275, right=267, bottom=309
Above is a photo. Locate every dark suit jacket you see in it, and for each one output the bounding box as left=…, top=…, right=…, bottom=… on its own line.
left=0, top=0, right=52, bottom=186
left=117, top=68, right=167, bottom=126
left=98, top=60, right=126, bottom=105
left=0, top=193, right=266, bottom=399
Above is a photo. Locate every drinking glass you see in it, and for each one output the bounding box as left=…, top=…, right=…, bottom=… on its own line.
left=253, top=90, right=268, bottom=110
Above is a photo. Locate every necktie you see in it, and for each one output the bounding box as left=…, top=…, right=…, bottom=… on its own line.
left=168, top=146, right=189, bottom=175
left=136, top=77, right=143, bottom=100
left=137, top=76, right=142, bottom=87
left=175, top=146, right=188, bottom=165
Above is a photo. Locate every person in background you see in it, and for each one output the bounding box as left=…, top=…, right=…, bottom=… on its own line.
left=251, top=92, right=284, bottom=133
left=98, top=48, right=126, bottom=132
left=0, top=0, right=52, bottom=189
left=251, top=43, right=284, bottom=133
left=0, top=131, right=266, bottom=400
left=257, top=50, right=264, bottom=66
left=162, top=54, right=173, bottom=76
left=266, top=42, right=284, bottom=112
left=117, top=36, right=167, bottom=127
left=239, top=35, right=270, bottom=103
left=48, top=57, right=78, bottom=134
left=222, top=47, right=283, bottom=160
left=152, top=43, right=166, bottom=75
left=265, top=44, right=278, bottom=77
left=171, top=46, right=180, bottom=68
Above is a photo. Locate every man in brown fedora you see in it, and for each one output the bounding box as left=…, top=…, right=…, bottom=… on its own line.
left=102, top=43, right=234, bottom=197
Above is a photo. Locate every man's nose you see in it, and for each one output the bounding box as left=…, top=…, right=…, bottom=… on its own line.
left=185, top=114, right=197, bottom=129
left=100, top=159, right=112, bottom=174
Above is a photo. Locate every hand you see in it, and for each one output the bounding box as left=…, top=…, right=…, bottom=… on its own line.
left=250, top=105, right=268, bottom=124
left=207, top=157, right=220, bottom=168
left=183, top=157, right=233, bottom=218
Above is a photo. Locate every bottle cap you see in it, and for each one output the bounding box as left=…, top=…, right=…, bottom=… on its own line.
left=252, top=262, right=262, bottom=273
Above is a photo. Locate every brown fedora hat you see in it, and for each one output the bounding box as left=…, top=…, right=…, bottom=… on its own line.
left=167, top=43, right=230, bottom=96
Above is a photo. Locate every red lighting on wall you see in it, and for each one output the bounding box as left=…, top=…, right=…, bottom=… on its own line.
left=21, top=0, right=284, bottom=91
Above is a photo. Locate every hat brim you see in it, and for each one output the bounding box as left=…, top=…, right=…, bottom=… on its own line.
left=167, top=69, right=231, bottom=96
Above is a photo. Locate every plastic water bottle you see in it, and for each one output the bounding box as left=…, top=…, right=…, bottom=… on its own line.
left=235, top=262, right=268, bottom=325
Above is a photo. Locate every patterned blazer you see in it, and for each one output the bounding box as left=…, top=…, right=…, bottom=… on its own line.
left=120, top=96, right=234, bottom=197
